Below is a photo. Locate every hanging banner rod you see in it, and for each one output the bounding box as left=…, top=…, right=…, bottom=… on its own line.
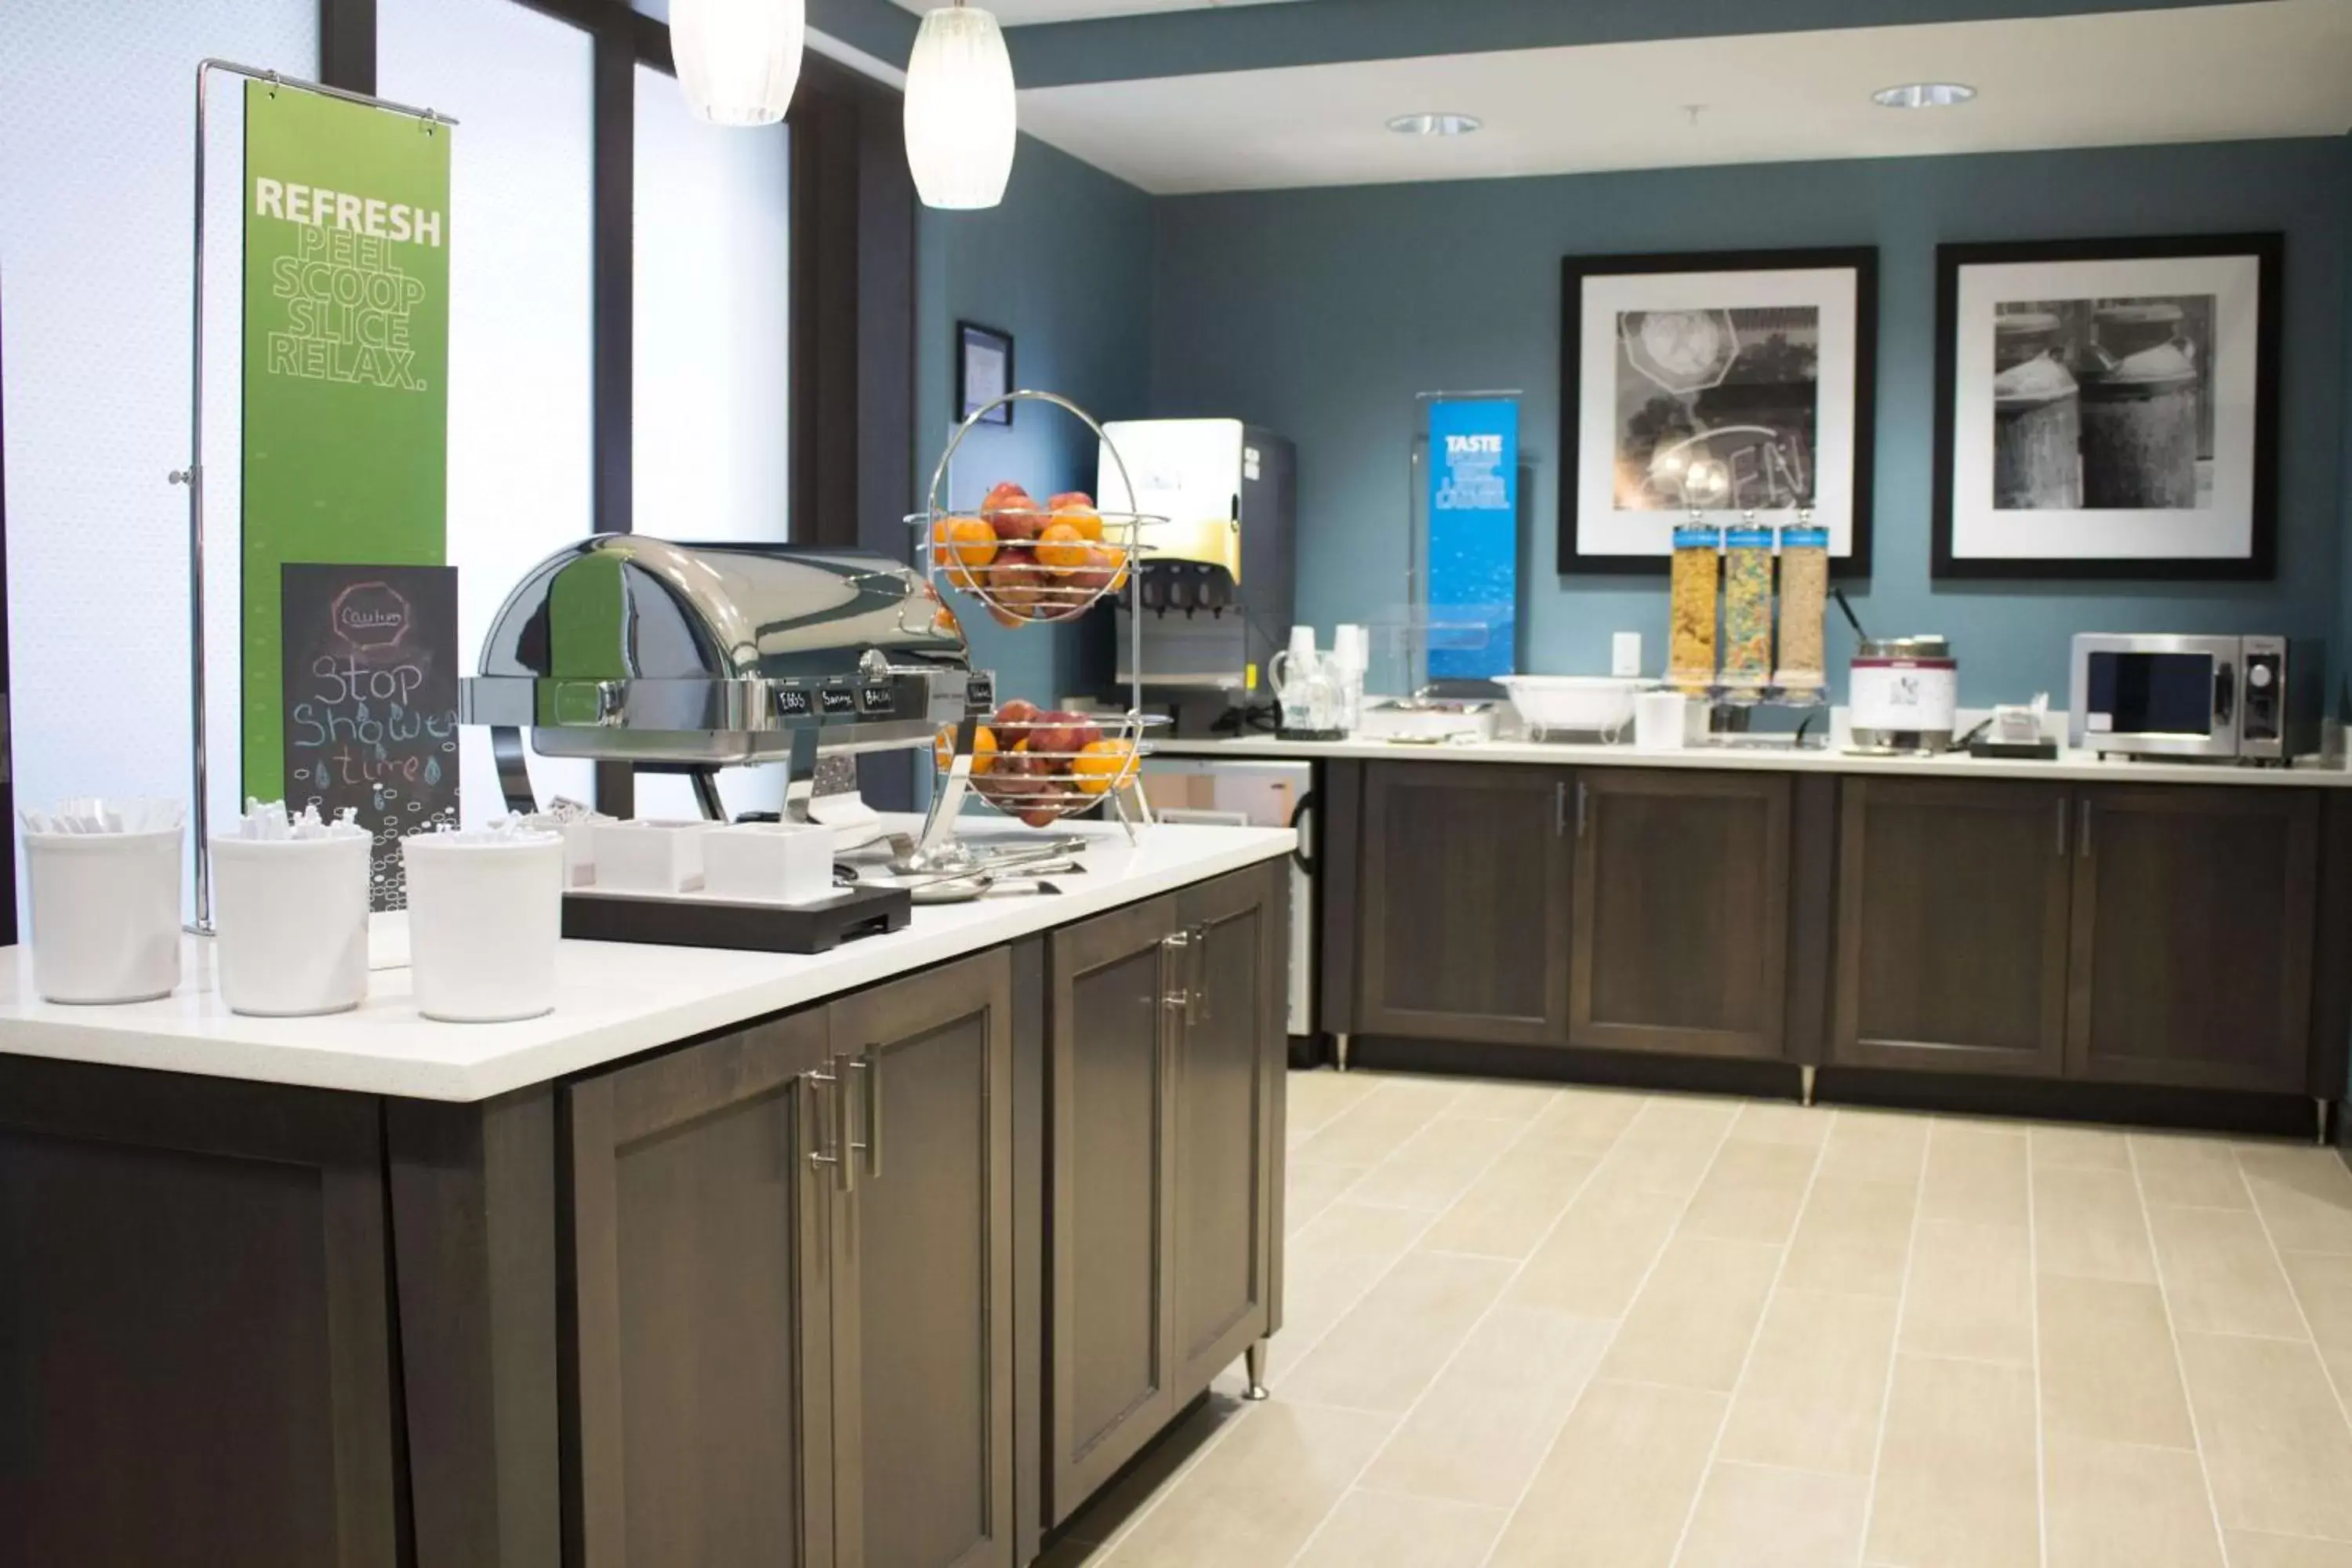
left=168, top=59, right=459, bottom=933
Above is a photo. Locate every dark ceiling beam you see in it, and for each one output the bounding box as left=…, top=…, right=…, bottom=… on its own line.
left=1006, top=0, right=2274, bottom=89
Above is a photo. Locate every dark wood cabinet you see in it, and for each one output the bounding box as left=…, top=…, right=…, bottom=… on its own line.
left=1568, top=769, right=1791, bottom=1060
left=1046, top=895, right=1180, bottom=1517
left=1171, top=868, right=1286, bottom=1393
left=1356, top=762, right=1571, bottom=1046
left=568, top=949, right=1017, bottom=1568
left=1045, top=865, right=1286, bottom=1528
left=2067, top=786, right=2318, bottom=1092
left=1831, top=778, right=2073, bottom=1076
left=0, top=1062, right=401, bottom=1568
left=828, top=951, right=1018, bottom=1568
left=568, top=1011, right=838, bottom=1568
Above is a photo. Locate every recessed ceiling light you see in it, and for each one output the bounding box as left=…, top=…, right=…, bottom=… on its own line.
left=1386, top=111, right=1482, bottom=137
left=1872, top=82, right=1976, bottom=109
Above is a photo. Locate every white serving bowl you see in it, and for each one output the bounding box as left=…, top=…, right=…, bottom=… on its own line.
left=1500, top=676, right=1641, bottom=739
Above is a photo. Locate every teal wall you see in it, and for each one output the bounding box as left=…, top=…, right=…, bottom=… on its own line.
left=1149, top=138, right=2352, bottom=705
left=917, top=132, right=1154, bottom=711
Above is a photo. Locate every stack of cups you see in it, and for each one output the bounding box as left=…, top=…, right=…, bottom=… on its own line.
left=20, top=797, right=187, bottom=1004
left=1330, top=624, right=1370, bottom=735
left=401, top=825, right=565, bottom=1022
left=211, top=800, right=372, bottom=1016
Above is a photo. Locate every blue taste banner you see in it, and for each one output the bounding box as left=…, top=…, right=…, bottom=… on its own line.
left=1425, top=397, right=1519, bottom=681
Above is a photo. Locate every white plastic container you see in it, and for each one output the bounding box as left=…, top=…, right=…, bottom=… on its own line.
left=401, top=830, right=564, bottom=1023
left=210, top=834, right=370, bottom=1016
left=1634, top=690, right=1701, bottom=750
left=24, top=829, right=184, bottom=1004
left=1500, top=675, right=1642, bottom=739
left=702, top=822, right=836, bottom=905
left=593, top=819, right=712, bottom=893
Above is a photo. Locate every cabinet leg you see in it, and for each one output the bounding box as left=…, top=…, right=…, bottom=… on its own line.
left=1243, top=1338, right=1271, bottom=1401
left=1333, top=1033, right=1351, bottom=1073
left=1801, top=1065, right=1817, bottom=1109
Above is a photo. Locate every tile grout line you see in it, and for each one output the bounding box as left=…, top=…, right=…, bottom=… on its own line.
left=1658, top=1111, right=1833, bottom=1568
left=2129, top=1132, right=2242, bottom=1568
left=2027, top=1127, right=2052, bottom=1568
left=1851, top=1112, right=1933, bottom=1568
left=1083, top=1074, right=1479, bottom=1562
left=1265, top=1087, right=1632, bottom=1568
left=2230, top=1140, right=2352, bottom=1490
left=1091, top=1074, right=1552, bottom=1566
left=1461, top=1098, right=1750, bottom=1568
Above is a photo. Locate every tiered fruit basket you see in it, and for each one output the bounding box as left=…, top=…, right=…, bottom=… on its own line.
left=906, top=390, right=1164, bottom=856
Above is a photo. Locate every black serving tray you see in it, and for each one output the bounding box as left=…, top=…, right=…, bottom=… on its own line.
left=561, top=882, right=913, bottom=954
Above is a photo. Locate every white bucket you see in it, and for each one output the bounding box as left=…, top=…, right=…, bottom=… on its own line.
left=210, top=835, right=370, bottom=1016
left=401, top=831, right=564, bottom=1023
left=24, top=829, right=183, bottom=1004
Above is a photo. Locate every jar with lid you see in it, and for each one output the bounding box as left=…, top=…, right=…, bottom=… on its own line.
left=1668, top=524, right=1721, bottom=695
left=1773, top=517, right=1829, bottom=695
left=1721, top=519, right=1773, bottom=695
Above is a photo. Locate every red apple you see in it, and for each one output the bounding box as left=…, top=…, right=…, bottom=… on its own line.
left=982, top=482, right=1043, bottom=541
left=1046, top=491, right=1094, bottom=512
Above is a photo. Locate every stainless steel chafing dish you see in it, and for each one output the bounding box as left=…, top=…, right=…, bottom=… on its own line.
left=463, top=536, right=988, bottom=816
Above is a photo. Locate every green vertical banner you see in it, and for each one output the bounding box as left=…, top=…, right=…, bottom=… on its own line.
left=241, top=80, right=451, bottom=798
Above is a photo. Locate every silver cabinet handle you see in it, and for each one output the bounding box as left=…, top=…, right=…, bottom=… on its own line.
left=1160, top=929, right=1192, bottom=1016
left=1554, top=779, right=1568, bottom=837
left=848, top=1050, right=882, bottom=1181
left=1576, top=779, right=1590, bottom=839
left=2078, top=799, right=2093, bottom=859
left=2055, top=796, right=2068, bottom=858
left=1188, top=923, right=1207, bottom=1027
left=806, top=1054, right=855, bottom=1192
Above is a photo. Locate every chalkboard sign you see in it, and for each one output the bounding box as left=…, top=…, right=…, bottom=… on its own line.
left=281, top=563, right=461, bottom=909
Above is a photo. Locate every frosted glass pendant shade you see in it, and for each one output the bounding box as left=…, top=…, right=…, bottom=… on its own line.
left=905, top=4, right=1017, bottom=210
left=672, top=0, right=805, bottom=126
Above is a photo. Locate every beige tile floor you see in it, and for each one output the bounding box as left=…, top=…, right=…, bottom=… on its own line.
left=1043, top=1069, right=2352, bottom=1568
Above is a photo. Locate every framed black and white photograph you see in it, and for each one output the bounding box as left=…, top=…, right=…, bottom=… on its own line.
left=1560, top=247, right=1878, bottom=574
left=1932, top=233, right=2281, bottom=579
left=956, top=320, right=1014, bottom=426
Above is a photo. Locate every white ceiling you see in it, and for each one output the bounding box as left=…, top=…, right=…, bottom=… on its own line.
left=891, top=0, right=1302, bottom=28
left=1013, top=0, right=2352, bottom=194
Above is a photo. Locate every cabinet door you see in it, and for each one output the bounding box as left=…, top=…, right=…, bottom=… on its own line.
left=2067, top=787, right=2318, bottom=1091
left=829, top=950, right=1017, bottom=1568
left=0, top=1063, right=399, bottom=1568
left=1045, top=895, right=1182, bottom=1523
left=568, top=1014, right=837, bottom=1568
left=1831, top=779, right=2072, bottom=1076
left=1356, top=762, right=1572, bottom=1045
left=1569, top=769, right=1791, bottom=1059
left=1172, top=865, right=1283, bottom=1396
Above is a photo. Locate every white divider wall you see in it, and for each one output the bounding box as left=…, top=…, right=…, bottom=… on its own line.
left=0, top=1, right=317, bottom=924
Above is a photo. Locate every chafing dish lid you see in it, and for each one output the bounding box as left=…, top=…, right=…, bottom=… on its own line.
left=474, top=535, right=967, bottom=684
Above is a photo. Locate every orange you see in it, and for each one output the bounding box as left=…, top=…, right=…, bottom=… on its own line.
left=1070, top=738, right=1132, bottom=795
left=932, top=724, right=999, bottom=775
left=1034, top=521, right=1091, bottom=572
left=1098, top=543, right=1131, bottom=593
left=1054, top=505, right=1105, bottom=543
left=931, top=514, right=997, bottom=570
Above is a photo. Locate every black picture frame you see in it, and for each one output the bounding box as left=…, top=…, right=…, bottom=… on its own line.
left=957, top=320, right=1014, bottom=426
left=1930, top=232, right=2282, bottom=581
left=1559, top=245, right=1878, bottom=578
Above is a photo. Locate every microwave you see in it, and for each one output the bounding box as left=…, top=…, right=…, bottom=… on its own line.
left=2069, top=634, right=2322, bottom=764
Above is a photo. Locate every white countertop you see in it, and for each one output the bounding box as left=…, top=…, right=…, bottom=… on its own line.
left=1149, top=735, right=2352, bottom=788
left=0, top=820, right=1294, bottom=1103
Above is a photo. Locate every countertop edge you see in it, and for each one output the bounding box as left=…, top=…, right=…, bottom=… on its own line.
left=1147, top=736, right=2352, bottom=787
left=0, top=830, right=1295, bottom=1104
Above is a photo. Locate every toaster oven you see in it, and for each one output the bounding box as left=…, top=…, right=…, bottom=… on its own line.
left=2068, top=633, right=2321, bottom=764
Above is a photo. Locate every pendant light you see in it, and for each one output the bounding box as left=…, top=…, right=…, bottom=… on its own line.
left=671, top=0, right=806, bottom=127
left=904, top=1, right=1017, bottom=210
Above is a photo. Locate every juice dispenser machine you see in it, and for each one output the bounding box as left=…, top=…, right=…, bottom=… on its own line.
left=1098, top=419, right=1296, bottom=735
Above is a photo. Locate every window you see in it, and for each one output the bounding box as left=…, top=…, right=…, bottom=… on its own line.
left=382, top=0, right=598, bottom=822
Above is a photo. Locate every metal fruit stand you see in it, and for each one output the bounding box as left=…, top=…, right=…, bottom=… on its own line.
left=901, top=390, right=1166, bottom=873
